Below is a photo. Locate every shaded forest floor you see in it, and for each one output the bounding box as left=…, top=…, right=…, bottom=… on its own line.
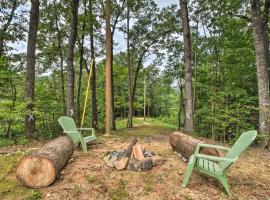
left=0, top=118, right=270, bottom=200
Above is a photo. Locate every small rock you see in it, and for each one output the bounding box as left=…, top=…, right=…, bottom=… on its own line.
left=141, top=158, right=152, bottom=171
left=103, top=154, right=118, bottom=167
left=152, top=156, right=166, bottom=166
left=144, top=150, right=153, bottom=157
left=128, top=158, right=142, bottom=171
left=114, top=157, right=129, bottom=170
left=181, top=156, right=188, bottom=162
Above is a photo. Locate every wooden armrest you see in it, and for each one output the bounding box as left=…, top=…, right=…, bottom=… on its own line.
left=197, top=143, right=230, bottom=151
left=195, top=154, right=237, bottom=162
left=77, top=128, right=95, bottom=131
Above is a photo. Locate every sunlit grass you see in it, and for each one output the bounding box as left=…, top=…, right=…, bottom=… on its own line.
left=114, top=117, right=176, bottom=138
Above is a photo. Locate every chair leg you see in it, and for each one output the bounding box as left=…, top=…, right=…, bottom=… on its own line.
left=81, top=140, right=88, bottom=153
left=182, top=155, right=196, bottom=187
left=219, top=175, right=231, bottom=196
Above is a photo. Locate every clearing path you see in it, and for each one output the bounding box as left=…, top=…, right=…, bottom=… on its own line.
left=0, top=118, right=270, bottom=200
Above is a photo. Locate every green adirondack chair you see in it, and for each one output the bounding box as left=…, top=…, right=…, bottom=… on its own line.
left=58, top=116, right=96, bottom=153
left=182, top=130, right=257, bottom=195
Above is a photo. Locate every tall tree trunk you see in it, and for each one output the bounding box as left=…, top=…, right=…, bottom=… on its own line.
left=24, top=0, right=39, bottom=138
left=110, top=35, right=116, bottom=130
left=105, top=0, right=112, bottom=135
left=89, top=0, right=98, bottom=129
left=109, top=0, right=125, bottom=130
left=251, top=0, right=270, bottom=148
left=178, top=85, right=184, bottom=130
left=127, top=3, right=133, bottom=128
left=66, top=0, right=79, bottom=117
left=180, top=0, right=193, bottom=133
left=54, top=0, right=65, bottom=115
left=143, top=75, right=146, bottom=121
left=77, top=0, right=87, bottom=124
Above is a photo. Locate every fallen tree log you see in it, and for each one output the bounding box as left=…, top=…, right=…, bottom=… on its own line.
left=169, top=132, right=223, bottom=158
left=16, top=136, right=75, bottom=188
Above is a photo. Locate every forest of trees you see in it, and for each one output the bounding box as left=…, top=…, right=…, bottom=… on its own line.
left=1, top=0, right=270, bottom=147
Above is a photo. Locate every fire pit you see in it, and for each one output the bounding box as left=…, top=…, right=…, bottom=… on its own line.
left=103, top=137, right=166, bottom=171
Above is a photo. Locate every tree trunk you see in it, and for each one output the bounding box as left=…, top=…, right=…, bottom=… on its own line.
left=109, top=0, right=125, bottom=130
left=77, top=0, right=87, bottom=124
left=180, top=0, right=193, bottom=133
left=66, top=0, right=79, bottom=117
left=127, top=3, right=133, bottom=128
left=54, top=0, right=65, bottom=115
left=89, top=0, right=98, bottom=129
left=169, top=132, right=223, bottom=159
left=110, top=36, right=116, bottom=130
left=178, top=85, right=184, bottom=130
left=143, top=75, right=146, bottom=121
left=251, top=0, right=270, bottom=148
left=24, top=0, right=39, bottom=138
left=105, top=0, right=112, bottom=135
left=16, top=136, right=75, bottom=188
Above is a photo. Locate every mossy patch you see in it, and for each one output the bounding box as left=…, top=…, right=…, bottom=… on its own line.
left=0, top=152, right=23, bottom=179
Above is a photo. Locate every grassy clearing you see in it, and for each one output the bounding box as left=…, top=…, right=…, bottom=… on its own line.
left=116, top=117, right=177, bottom=130
left=114, top=117, right=175, bottom=138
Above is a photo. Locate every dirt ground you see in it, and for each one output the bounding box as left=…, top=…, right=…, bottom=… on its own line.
left=1, top=119, right=270, bottom=200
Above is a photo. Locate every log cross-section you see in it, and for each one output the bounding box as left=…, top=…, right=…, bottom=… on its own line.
left=16, top=136, right=75, bottom=188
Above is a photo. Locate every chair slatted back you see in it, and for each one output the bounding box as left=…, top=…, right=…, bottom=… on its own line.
left=58, top=116, right=81, bottom=141
left=220, top=130, right=257, bottom=171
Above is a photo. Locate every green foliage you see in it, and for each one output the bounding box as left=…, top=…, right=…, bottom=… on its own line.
left=0, top=0, right=265, bottom=145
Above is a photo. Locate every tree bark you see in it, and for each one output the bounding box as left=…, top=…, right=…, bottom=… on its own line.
left=54, top=0, right=66, bottom=115
left=127, top=4, right=133, bottom=128
left=89, top=0, right=98, bottom=129
left=143, top=75, right=146, bottom=121
left=16, top=136, right=75, bottom=188
left=24, top=0, right=39, bottom=138
left=178, top=85, right=184, bottom=130
left=251, top=0, right=270, bottom=148
left=169, top=132, right=222, bottom=159
left=105, top=0, right=112, bottom=135
left=180, top=0, right=193, bottom=133
left=109, top=0, right=125, bottom=130
left=77, top=0, right=87, bottom=124
left=66, top=0, right=79, bottom=117
left=110, top=39, right=116, bottom=130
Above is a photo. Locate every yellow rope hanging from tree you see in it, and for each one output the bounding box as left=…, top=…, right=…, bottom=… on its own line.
left=81, top=59, right=94, bottom=128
